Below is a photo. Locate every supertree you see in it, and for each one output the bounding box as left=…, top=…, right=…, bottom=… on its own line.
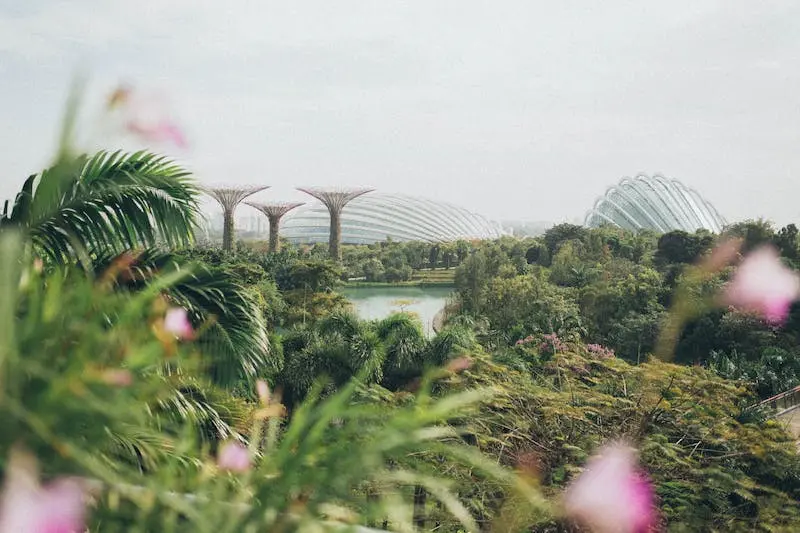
left=203, top=185, right=269, bottom=251
left=244, top=201, right=304, bottom=252
left=296, top=187, right=373, bottom=261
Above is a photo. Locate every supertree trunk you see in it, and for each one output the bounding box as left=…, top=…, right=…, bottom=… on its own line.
left=203, top=185, right=269, bottom=252
left=329, top=209, right=342, bottom=261
left=244, top=202, right=305, bottom=254
left=296, top=187, right=373, bottom=262
left=222, top=208, right=235, bottom=251
left=268, top=215, right=281, bottom=253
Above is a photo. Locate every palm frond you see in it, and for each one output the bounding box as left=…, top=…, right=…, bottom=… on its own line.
left=93, top=249, right=274, bottom=388
left=7, top=150, right=200, bottom=264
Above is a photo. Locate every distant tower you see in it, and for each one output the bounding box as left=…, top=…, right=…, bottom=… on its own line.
left=296, top=187, right=373, bottom=261
left=245, top=201, right=304, bottom=253
left=203, top=185, right=269, bottom=251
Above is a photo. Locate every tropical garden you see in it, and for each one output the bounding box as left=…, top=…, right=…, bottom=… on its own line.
left=1, top=86, right=799, bottom=532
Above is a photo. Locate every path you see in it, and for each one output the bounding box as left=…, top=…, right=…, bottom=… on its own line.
left=757, top=386, right=800, bottom=439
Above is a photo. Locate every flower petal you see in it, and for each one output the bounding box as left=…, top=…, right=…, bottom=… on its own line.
left=164, top=308, right=193, bottom=340
left=217, top=442, right=251, bottom=473
left=0, top=450, right=86, bottom=533
left=724, top=246, right=800, bottom=325
left=564, top=443, right=657, bottom=533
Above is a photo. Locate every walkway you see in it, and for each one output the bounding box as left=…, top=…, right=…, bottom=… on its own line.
left=758, top=385, right=800, bottom=439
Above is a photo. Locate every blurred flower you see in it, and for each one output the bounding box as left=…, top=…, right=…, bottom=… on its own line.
left=164, top=308, right=193, bottom=339
left=564, top=442, right=657, bottom=533
left=724, top=246, right=800, bottom=325
left=256, top=379, right=270, bottom=405
left=700, top=237, right=742, bottom=273
left=125, top=120, right=187, bottom=149
left=0, top=449, right=86, bottom=533
left=101, top=369, right=133, bottom=387
left=106, top=85, right=131, bottom=110
left=217, top=442, right=251, bottom=473
left=445, top=356, right=472, bottom=373
left=104, top=85, right=187, bottom=149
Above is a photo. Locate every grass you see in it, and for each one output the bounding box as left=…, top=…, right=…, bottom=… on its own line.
left=343, top=280, right=455, bottom=288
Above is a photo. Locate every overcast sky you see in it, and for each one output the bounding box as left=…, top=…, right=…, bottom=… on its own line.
left=2, top=1, right=799, bottom=225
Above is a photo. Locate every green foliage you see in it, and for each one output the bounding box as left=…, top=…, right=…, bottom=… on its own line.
left=2, top=151, right=200, bottom=266
left=709, top=346, right=800, bottom=399
left=481, top=274, right=583, bottom=345
left=454, top=249, right=488, bottom=314
left=277, top=311, right=473, bottom=407
left=654, top=230, right=714, bottom=266
left=543, top=223, right=589, bottom=259
left=7, top=96, right=800, bottom=531
left=2, top=230, right=547, bottom=532
left=444, top=348, right=800, bottom=530
left=725, top=219, right=776, bottom=253
left=1, top=234, right=211, bottom=473
left=94, top=249, right=274, bottom=388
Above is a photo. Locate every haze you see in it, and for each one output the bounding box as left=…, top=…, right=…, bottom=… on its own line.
left=2, top=1, right=799, bottom=226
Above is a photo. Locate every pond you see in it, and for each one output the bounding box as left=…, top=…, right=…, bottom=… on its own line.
left=341, top=285, right=454, bottom=336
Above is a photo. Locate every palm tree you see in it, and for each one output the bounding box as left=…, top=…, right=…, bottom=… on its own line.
left=94, top=249, right=274, bottom=388
left=279, top=311, right=386, bottom=407
left=375, top=313, right=428, bottom=390
left=1, top=145, right=278, bottom=392
left=1, top=150, right=200, bottom=266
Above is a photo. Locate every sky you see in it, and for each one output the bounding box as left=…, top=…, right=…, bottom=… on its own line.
left=1, top=1, right=800, bottom=226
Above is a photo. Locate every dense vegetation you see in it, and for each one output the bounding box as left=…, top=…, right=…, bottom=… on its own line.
left=2, top=89, right=800, bottom=531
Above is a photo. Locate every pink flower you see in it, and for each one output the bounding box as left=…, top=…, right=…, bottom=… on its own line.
left=101, top=369, right=133, bottom=387
left=106, top=85, right=188, bottom=149
left=164, top=308, right=193, bottom=339
left=256, top=380, right=270, bottom=405
left=724, top=246, right=800, bottom=325
left=564, top=443, right=657, bottom=533
left=126, top=120, right=187, bottom=149
left=0, top=449, right=86, bottom=533
left=217, top=442, right=251, bottom=473
left=586, top=343, right=615, bottom=359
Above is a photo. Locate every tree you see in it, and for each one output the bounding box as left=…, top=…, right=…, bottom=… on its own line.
left=525, top=242, right=548, bottom=265
left=276, top=259, right=342, bottom=292
left=375, top=313, right=428, bottom=389
left=549, top=240, right=599, bottom=287
left=579, top=259, right=664, bottom=342
left=362, top=257, right=386, bottom=282
left=455, top=240, right=471, bottom=264
left=385, top=264, right=413, bottom=282
left=429, top=244, right=440, bottom=270
left=543, top=223, right=588, bottom=258
left=441, top=243, right=455, bottom=269
left=482, top=274, right=583, bottom=344
left=725, top=219, right=775, bottom=253
left=607, top=309, right=664, bottom=364
left=1, top=151, right=200, bottom=266
left=454, top=250, right=488, bottom=314
left=96, top=249, right=274, bottom=387
left=774, top=223, right=800, bottom=263
left=654, top=230, right=713, bottom=267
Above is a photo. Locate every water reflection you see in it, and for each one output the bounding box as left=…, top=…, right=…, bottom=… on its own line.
left=341, top=286, right=453, bottom=336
